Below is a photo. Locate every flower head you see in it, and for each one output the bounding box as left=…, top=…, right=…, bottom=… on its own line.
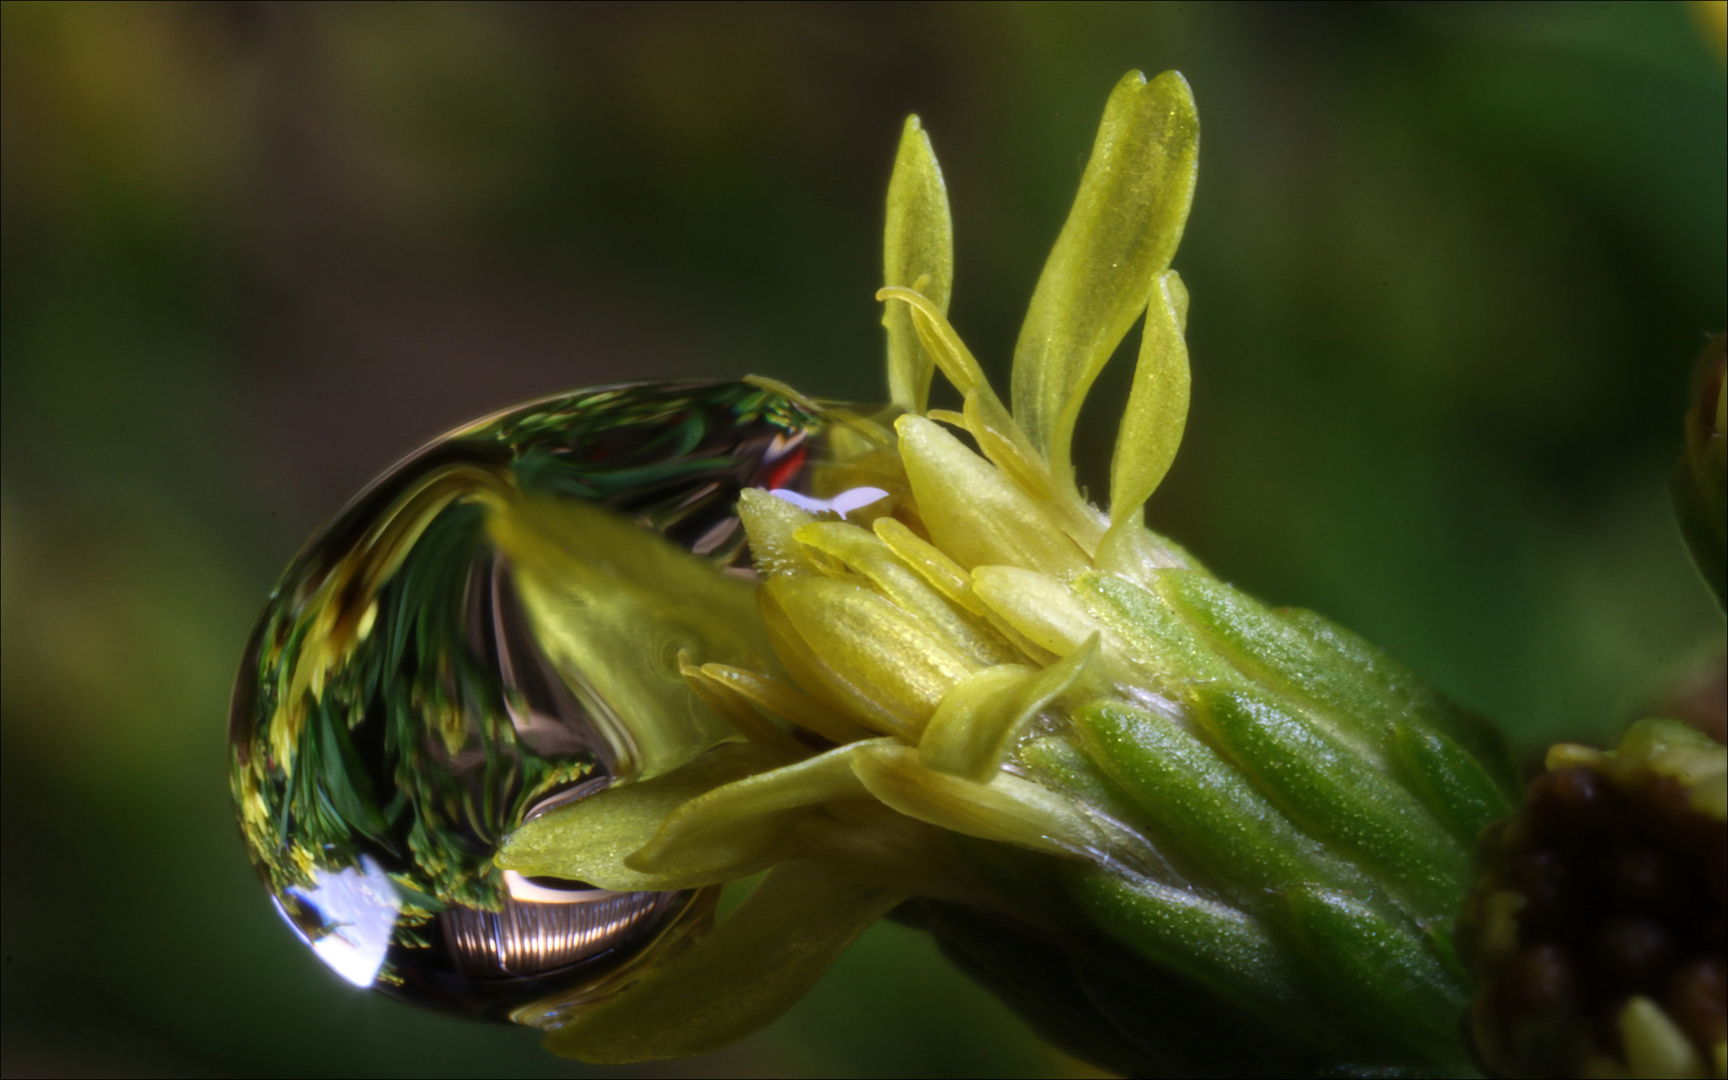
left=499, top=70, right=1514, bottom=1074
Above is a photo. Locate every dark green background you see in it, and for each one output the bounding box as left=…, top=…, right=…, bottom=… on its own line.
left=3, top=3, right=1722, bottom=1076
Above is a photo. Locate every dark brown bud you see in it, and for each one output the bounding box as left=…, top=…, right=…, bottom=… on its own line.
left=1459, top=720, right=1726, bottom=1078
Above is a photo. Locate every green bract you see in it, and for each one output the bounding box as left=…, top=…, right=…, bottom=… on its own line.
left=497, top=70, right=1518, bottom=1074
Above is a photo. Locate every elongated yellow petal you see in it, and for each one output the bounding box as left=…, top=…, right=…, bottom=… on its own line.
left=971, top=565, right=1101, bottom=656
left=896, top=415, right=1089, bottom=575
left=766, top=575, right=974, bottom=733
left=958, top=389, right=1050, bottom=499
left=920, top=639, right=1096, bottom=782
left=542, top=860, right=903, bottom=1063
left=917, top=665, right=1035, bottom=778
left=962, top=391, right=1106, bottom=555
left=1010, top=70, right=1199, bottom=495
left=680, top=658, right=806, bottom=756
left=736, top=488, right=822, bottom=580
left=698, top=662, right=876, bottom=746
left=759, top=584, right=909, bottom=736
left=878, top=285, right=995, bottom=404
left=851, top=741, right=1103, bottom=856
left=495, top=742, right=783, bottom=891
left=872, top=516, right=986, bottom=615
left=1108, top=270, right=1191, bottom=530
left=884, top=115, right=954, bottom=415
left=793, top=520, right=1013, bottom=666
left=627, top=742, right=883, bottom=886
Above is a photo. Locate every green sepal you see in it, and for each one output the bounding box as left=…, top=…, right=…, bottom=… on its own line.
left=929, top=855, right=1469, bottom=1078
left=1276, top=607, right=1522, bottom=802
left=1390, top=723, right=1516, bottom=846
left=1189, top=684, right=1469, bottom=919
left=1153, top=570, right=1403, bottom=754
left=539, top=859, right=904, bottom=1063
left=1284, top=885, right=1472, bottom=1068
left=1146, top=567, right=1523, bottom=813
left=1061, top=933, right=1371, bottom=1079
left=1073, top=570, right=1235, bottom=684
left=1015, top=734, right=1204, bottom=885
left=1065, top=865, right=1304, bottom=1020
left=920, top=901, right=1156, bottom=1079
left=1015, top=734, right=1133, bottom=816
left=1072, top=700, right=1356, bottom=899
left=1018, top=735, right=1162, bottom=845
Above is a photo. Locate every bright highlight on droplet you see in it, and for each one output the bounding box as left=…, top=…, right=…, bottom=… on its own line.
left=287, top=856, right=402, bottom=988
left=767, top=486, right=889, bottom=519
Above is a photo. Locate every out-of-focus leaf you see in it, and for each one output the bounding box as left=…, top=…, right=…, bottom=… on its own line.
left=1674, top=334, right=1726, bottom=609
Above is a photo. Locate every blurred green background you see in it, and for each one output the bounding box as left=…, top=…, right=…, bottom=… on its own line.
left=2, top=2, right=1722, bottom=1076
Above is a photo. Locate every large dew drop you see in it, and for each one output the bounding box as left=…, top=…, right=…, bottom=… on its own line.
left=229, top=381, right=888, bottom=1022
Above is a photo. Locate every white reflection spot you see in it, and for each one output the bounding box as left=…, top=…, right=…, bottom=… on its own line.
left=287, top=855, right=402, bottom=988
left=767, top=486, right=889, bottom=520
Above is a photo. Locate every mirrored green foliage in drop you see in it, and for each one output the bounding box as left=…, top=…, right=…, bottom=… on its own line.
left=228, top=380, right=878, bottom=1021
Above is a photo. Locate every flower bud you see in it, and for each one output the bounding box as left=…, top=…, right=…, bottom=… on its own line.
left=1460, top=718, right=1727, bottom=1079
left=492, top=70, right=1521, bottom=1074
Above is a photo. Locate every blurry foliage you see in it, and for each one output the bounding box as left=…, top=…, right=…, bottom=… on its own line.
left=1, top=2, right=1722, bottom=1076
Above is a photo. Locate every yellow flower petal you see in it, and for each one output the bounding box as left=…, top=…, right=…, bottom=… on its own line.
left=1011, top=69, right=1199, bottom=498
left=883, top=115, right=954, bottom=415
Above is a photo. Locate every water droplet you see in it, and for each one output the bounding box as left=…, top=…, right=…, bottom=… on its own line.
left=230, top=382, right=883, bottom=1021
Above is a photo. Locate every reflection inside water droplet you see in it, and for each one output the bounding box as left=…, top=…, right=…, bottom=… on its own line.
left=281, top=856, right=401, bottom=989
left=228, top=382, right=888, bottom=1021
